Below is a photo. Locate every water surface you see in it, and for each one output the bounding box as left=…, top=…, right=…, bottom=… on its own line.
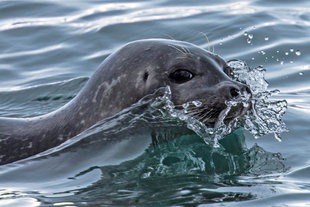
left=0, top=0, right=310, bottom=206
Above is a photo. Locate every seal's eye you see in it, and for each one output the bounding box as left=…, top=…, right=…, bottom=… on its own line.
left=169, top=69, right=194, bottom=84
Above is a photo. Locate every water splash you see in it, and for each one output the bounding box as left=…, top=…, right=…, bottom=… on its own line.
left=154, top=88, right=219, bottom=146
left=227, top=60, right=288, bottom=141
left=153, top=60, right=287, bottom=147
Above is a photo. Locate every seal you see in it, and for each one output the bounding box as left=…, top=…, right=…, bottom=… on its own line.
left=0, top=39, right=251, bottom=165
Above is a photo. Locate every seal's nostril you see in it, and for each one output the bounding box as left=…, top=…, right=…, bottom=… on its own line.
left=230, top=87, right=240, bottom=98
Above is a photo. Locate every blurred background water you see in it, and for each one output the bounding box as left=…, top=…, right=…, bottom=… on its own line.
left=0, top=0, right=309, bottom=206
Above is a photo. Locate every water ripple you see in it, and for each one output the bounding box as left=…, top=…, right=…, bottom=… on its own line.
left=0, top=0, right=310, bottom=206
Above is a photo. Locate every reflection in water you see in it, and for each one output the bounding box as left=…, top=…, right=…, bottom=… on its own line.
left=28, top=131, right=285, bottom=206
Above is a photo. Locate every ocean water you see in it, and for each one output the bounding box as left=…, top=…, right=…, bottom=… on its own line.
left=0, top=0, right=309, bottom=206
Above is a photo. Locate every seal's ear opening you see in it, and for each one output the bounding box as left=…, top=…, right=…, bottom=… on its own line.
left=143, top=72, right=149, bottom=81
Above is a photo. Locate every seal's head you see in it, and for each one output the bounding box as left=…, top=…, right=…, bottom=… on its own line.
left=95, top=39, right=251, bottom=125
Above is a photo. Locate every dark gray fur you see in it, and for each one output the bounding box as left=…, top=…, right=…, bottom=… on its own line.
left=0, top=39, right=250, bottom=165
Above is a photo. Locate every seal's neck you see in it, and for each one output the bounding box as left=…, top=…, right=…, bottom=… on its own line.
left=0, top=60, right=142, bottom=165
left=0, top=75, right=115, bottom=165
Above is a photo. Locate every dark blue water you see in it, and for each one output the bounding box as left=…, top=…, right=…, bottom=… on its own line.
left=0, top=0, right=310, bottom=206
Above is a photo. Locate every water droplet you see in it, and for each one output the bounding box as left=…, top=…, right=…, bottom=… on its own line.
left=179, top=114, right=186, bottom=120
left=192, top=100, right=202, bottom=107
left=252, top=57, right=255, bottom=60
left=182, top=103, right=189, bottom=109
left=264, top=36, right=269, bottom=41
left=244, top=32, right=248, bottom=36
left=295, top=50, right=301, bottom=56
left=246, top=34, right=253, bottom=44
left=254, top=135, right=260, bottom=139
left=290, top=48, right=294, bottom=52
left=290, top=61, right=293, bottom=64
left=261, top=51, right=266, bottom=55
left=285, top=52, right=289, bottom=55
left=243, top=102, right=249, bottom=107
left=299, top=72, right=304, bottom=76
left=276, top=50, right=279, bottom=53
left=280, top=61, right=284, bottom=65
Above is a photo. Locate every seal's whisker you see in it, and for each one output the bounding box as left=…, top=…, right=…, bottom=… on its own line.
left=201, top=109, right=219, bottom=123
left=197, top=108, right=212, bottom=121
left=181, top=45, right=191, bottom=54
left=189, top=110, right=204, bottom=115
left=200, top=32, right=211, bottom=52
left=200, top=32, right=215, bottom=53
left=168, top=44, right=191, bottom=56
left=163, top=33, right=176, bottom=40
left=201, top=112, right=213, bottom=122
left=200, top=112, right=211, bottom=123
left=187, top=109, right=204, bottom=117
left=168, top=45, right=186, bottom=55
left=203, top=107, right=223, bottom=122
left=202, top=116, right=212, bottom=123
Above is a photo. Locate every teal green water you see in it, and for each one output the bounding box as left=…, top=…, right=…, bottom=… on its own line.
left=0, top=0, right=310, bottom=206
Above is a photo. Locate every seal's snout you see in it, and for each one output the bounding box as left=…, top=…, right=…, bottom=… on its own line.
left=218, top=82, right=251, bottom=100
left=229, top=85, right=251, bottom=99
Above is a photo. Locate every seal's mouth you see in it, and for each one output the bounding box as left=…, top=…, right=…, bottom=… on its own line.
left=184, top=97, right=251, bottom=127
left=178, top=86, right=252, bottom=127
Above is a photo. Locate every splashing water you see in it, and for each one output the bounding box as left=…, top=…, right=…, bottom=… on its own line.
left=154, top=60, right=287, bottom=147
left=154, top=88, right=218, bottom=146
left=227, top=60, right=288, bottom=141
